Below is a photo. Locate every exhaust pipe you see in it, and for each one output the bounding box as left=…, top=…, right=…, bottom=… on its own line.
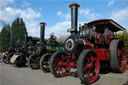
left=10, top=31, right=14, bottom=49
left=69, top=3, right=80, bottom=35
left=24, top=34, right=28, bottom=53
left=40, top=22, right=46, bottom=43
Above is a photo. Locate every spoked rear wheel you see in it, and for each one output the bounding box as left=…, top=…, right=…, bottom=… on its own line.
left=110, top=39, right=127, bottom=73
left=50, top=51, right=70, bottom=78
left=78, top=49, right=100, bottom=84
left=28, top=54, right=40, bottom=69
left=40, top=53, right=51, bottom=73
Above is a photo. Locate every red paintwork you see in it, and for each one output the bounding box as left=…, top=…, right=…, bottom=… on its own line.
left=66, top=60, right=77, bottom=71
left=95, top=33, right=104, bottom=44
left=107, top=35, right=113, bottom=45
left=82, top=39, right=93, bottom=49
left=5, top=53, right=8, bottom=56
left=96, top=49, right=110, bottom=61
left=51, top=18, right=127, bottom=84
left=117, top=48, right=127, bottom=72
left=83, top=38, right=111, bottom=61
left=52, top=49, right=56, bottom=51
left=54, top=52, right=78, bottom=76
left=83, top=52, right=100, bottom=83
left=54, top=56, right=70, bottom=77
left=72, top=52, right=76, bottom=60
left=91, top=31, right=104, bottom=44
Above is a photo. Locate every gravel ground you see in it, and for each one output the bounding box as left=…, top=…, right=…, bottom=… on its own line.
left=0, top=53, right=128, bottom=85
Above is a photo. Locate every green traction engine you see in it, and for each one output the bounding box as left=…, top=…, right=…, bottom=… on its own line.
left=28, top=22, right=65, bottom=72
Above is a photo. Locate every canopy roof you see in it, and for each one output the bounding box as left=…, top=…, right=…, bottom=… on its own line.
left=28, top=36, right=40, bottom=42
left=87, top=19, right=126, bottom=32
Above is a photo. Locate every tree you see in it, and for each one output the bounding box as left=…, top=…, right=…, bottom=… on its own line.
left=11, top=17, right=27, bottom=44
left=0, top=24, right=10, bottom=51
left=116, top=31, right=128, bottom=63
left=57, top=34, right=69, bottom=43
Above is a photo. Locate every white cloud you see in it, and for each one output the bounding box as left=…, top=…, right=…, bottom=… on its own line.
left=80, top=8, right=101, bottom=21
left=0, top=0, right=16, bottom=24
left=0, top=0, right=14, bottom=10
left=0, top=0, right=41, bottom=37
left=25, top=20, right=40, bottom=37
left=20, top=8, right=40, bottom=20
left=108, top=0, right=115, bottom=6
left=46, top=21, right=71, bottom=38
left=45, top=21, right=85, bottom=38
left=0, top=7, right=21, bottom=25
left=22, top=1, right=31, bottom=7
left=57, top=11, right=70, bottom=20
left=110, top=7, right=128, bottom=30
left=110, top=7, right=128, bottom=22
left=19, top=8, right=41, bottom=37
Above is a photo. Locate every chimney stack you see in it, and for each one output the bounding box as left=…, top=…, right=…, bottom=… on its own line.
left=69, top=3, right=80, bottom=34
left=24, top=34, right=28, bottom=52
left=40, top=22, right=46, bottom=43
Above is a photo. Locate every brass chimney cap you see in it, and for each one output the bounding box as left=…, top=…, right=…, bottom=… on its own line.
left=40, top=22, right=46, bottom=26
left=69, top=3, right=80, bottom=8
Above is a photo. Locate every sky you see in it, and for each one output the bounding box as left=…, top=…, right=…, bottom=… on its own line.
left=0, top=0, right=128, bottom=38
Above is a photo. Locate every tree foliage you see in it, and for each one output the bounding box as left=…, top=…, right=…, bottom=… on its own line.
left=11, top=17, right=27, bottom=44
left=57, top=34, right=69, bottom=43
left=116, top=32, right=128, bottom=57
left=0, top=17, right=27, bottom=52
left=0, top=24, right=10, bottom=51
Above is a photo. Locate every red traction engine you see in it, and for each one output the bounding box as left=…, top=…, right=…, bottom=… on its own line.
left=49, top=3, right=127, bottom=84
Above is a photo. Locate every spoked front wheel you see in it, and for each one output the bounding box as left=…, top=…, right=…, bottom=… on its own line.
left=50, top=51, right=70, bottom=78
left=78, top=49, right=100, bottom=84
left=40, top=53, right=51, bottom=73
left=28, top=54, right=40, bottom=69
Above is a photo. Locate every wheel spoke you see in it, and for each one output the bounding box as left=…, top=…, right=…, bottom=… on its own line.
left=79, top=50, right=100, bottom=84
left=52, top=52, right=69, bottom=77
left=85, top=68, right=91, bottom=79
left=87, top=59, right=91, bottom=63
left=84, top=64, right=91, bottom=69
left=90, top=56, right=94, bottom=64
left=57, top=58, right=60, bottom=61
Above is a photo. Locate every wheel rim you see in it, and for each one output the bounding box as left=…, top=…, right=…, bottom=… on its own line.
left=41, top=55, right=51, bottom=72
left=14, top=55, right=26, bottom=67
left=53, top=53, right=70, bottom=77
left=8, top=53, right=14, bottom=64
left=14, top=55, right=22, bottom=66
left=83, top=52, right=99, bottom=83
left=3, top=54, right=7, bottom=63
left=117, top=47, right=127, bottom=72
left=30, top=55, right=40, bottom=68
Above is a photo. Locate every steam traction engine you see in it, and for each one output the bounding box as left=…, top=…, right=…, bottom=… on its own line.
left=49, top=3, right=127, bottom=84
left=28, top=22, right=64, bottom=72
left=10, top=35, right=40, bottom=67
left=2, top=31, right=16, bottom=64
